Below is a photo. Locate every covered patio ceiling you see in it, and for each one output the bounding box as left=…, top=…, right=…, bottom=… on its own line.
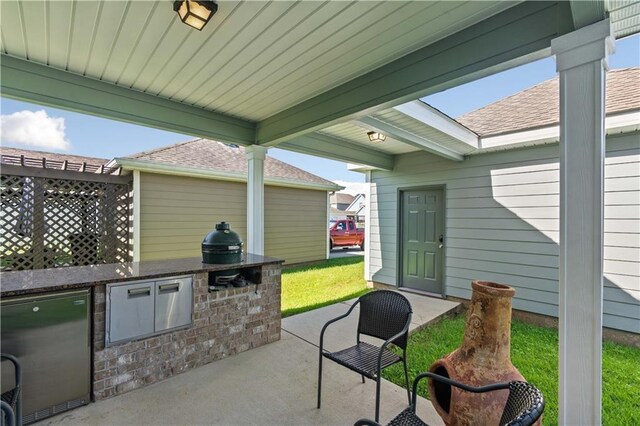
left=1, top=2, right=640, bottom=425
left=2, top=1, right=637, bottom=169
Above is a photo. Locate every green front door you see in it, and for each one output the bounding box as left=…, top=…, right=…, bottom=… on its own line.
left=401, top=189, right=444, bottom=294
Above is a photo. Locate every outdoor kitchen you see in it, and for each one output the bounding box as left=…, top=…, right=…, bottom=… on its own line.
left=1, top=213, right=282, bottom=423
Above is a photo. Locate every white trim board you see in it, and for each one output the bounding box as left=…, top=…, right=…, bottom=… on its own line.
left=473, top=110, right=640, bottom=153
left=393, top=100, right=479, bottom=148
left=132, top=170, right=141, bottom=262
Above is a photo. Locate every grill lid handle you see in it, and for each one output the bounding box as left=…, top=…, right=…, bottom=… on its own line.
left=215, top=222, right=230, bottom=231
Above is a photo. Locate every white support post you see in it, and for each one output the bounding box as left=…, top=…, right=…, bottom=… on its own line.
left=551, top=19, right=613, bottom=426
left=132, top=170, right=141, bottom=262
left=326, top=192, right=332, bottom=260
left=364, top=171, right=372, bottom=283
left=245, top=145, right=268, bottom=255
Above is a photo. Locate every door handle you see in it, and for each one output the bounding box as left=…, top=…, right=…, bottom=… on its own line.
left=128, top=287, right=151, bottom=297
left=159, top=283, right=180, bottom=293
left=439, top=234, right=444, bottom=249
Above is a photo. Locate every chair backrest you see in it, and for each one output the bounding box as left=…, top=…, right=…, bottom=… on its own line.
left=500, top=381, right=545, bottom=426
left=357, top=290, right=412, bottom=349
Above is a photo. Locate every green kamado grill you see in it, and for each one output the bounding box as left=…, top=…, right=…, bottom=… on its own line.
left=201, top=221, right=243, bottom=264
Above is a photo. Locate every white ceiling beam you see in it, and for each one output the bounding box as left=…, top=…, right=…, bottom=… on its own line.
left=0, top=55, right=256, bottom=145
left=393, top=101, right=479, bottom=149
left=355, top=116, right=464, bottom=162
left=279, top=133, right=394, bottom=171
left=256, top=1, right=570, bottom=146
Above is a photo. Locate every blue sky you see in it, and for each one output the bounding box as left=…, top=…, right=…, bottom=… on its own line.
left=1, top=35, right=638, bottom=184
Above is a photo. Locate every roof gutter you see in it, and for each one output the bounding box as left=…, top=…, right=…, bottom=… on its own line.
left=471, top=110, right=640, bottom=154
left=113, top=158, right=344, bottom=192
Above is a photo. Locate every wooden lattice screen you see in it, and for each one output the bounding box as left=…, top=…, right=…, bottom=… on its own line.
left=1, top=172, right=131, bottom=271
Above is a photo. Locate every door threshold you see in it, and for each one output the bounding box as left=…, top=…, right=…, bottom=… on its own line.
left=398, top=287, right=444, bottom=299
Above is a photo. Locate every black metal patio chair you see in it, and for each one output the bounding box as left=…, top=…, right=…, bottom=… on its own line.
left=353, top=372, right=545, bottom=426
left=317, top=290, right=413, bottom=423
left=1, top=353, right=22, bottom=426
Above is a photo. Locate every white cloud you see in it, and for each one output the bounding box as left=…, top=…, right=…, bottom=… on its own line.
left=0, top=110, right=71, bottom=151
left=333, top=180, right=368, bottom=196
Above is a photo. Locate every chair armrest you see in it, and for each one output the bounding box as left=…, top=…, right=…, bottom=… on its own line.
left=1, top=401, right=16, bottom=426
left=353, top=418, right=381, bottom=426
left=423, top=372, right=510, bottom=393
left=408, top=372, right=510, bottom=408
left=1, top=354, right=22, bottom=426
left=0, top=354, right=21, bottom=385
left=376, top=312, right=412, bottom=373
left=319, top=300, right=360, bottom=352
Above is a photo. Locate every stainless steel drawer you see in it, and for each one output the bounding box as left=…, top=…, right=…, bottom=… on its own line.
left=108, top=282, right=155, bottom=344
left=155, top=276, right=193, bottom=332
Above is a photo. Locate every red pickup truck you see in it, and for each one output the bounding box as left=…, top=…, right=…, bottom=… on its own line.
left=329, top=219, right=365, bottom=251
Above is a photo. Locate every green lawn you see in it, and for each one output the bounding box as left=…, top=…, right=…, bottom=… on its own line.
left=281, top=257, right=369, bottom=317
left=381, top=315, right=640, bottom=426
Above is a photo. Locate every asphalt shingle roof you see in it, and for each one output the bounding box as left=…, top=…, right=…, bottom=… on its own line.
left=330, top=193, right=355, bottom=205
left=457, top=67, right=640, bottom=137
left=126, top=139, right=338, bottom=188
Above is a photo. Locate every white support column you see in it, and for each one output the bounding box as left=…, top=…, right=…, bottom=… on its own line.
left=364, top=171, right=372, bottom=283
left=551, top=19, right=613, bottom=426
left=326, top=192, right=332, bottom=260
left=132, top=170, right=141, bottom=262
left=245, top=145, right=268, bottom=255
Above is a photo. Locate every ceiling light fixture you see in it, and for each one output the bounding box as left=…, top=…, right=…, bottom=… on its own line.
left=367, top=131, right=386, bottom=143
left=174, top=0, right=218, bottom=31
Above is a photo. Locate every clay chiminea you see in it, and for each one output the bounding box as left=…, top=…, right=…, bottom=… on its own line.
left=428, top=280, right=529, bottom=425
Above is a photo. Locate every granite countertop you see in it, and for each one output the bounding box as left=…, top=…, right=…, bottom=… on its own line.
left=0, top=254, right=283, bottom=297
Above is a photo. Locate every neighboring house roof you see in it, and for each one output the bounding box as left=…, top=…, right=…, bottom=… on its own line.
left=457, top=67, right=640, bottom=137
left=345, top=194, right=365, bottom=212
left=116, top=139, right=342, bottom=191
left=0, top=146, right=112, bottom=173
left=330, top=192, right=355, bottom=206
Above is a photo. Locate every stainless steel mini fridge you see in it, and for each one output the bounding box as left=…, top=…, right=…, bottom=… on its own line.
left=1, top=289, right=91, bottom=424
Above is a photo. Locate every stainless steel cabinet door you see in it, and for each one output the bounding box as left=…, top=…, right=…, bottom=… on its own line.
left=1, top=290, right=90, bottom=420
left=108, top=282, right=155, bottom=344
left=154, top=276, right=193, bottom=332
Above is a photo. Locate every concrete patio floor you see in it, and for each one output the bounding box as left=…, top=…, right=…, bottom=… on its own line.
left=41, top=292, right=458, bottom=426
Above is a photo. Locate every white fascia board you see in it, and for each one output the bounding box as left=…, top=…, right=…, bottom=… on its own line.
left=606, top=110, right=640, bottom=133
left=347, top=163, right=379, bottom=173
left=478, top=126, right=560, bottom=150
left=114, top=158, right=343, bottom=192
left=473, top=110, right=640, bottom=153
left=393, top=100, right=479, bottom=148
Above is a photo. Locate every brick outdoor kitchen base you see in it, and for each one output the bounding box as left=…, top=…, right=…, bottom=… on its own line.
left=92, top=264, right=281, bottom=400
